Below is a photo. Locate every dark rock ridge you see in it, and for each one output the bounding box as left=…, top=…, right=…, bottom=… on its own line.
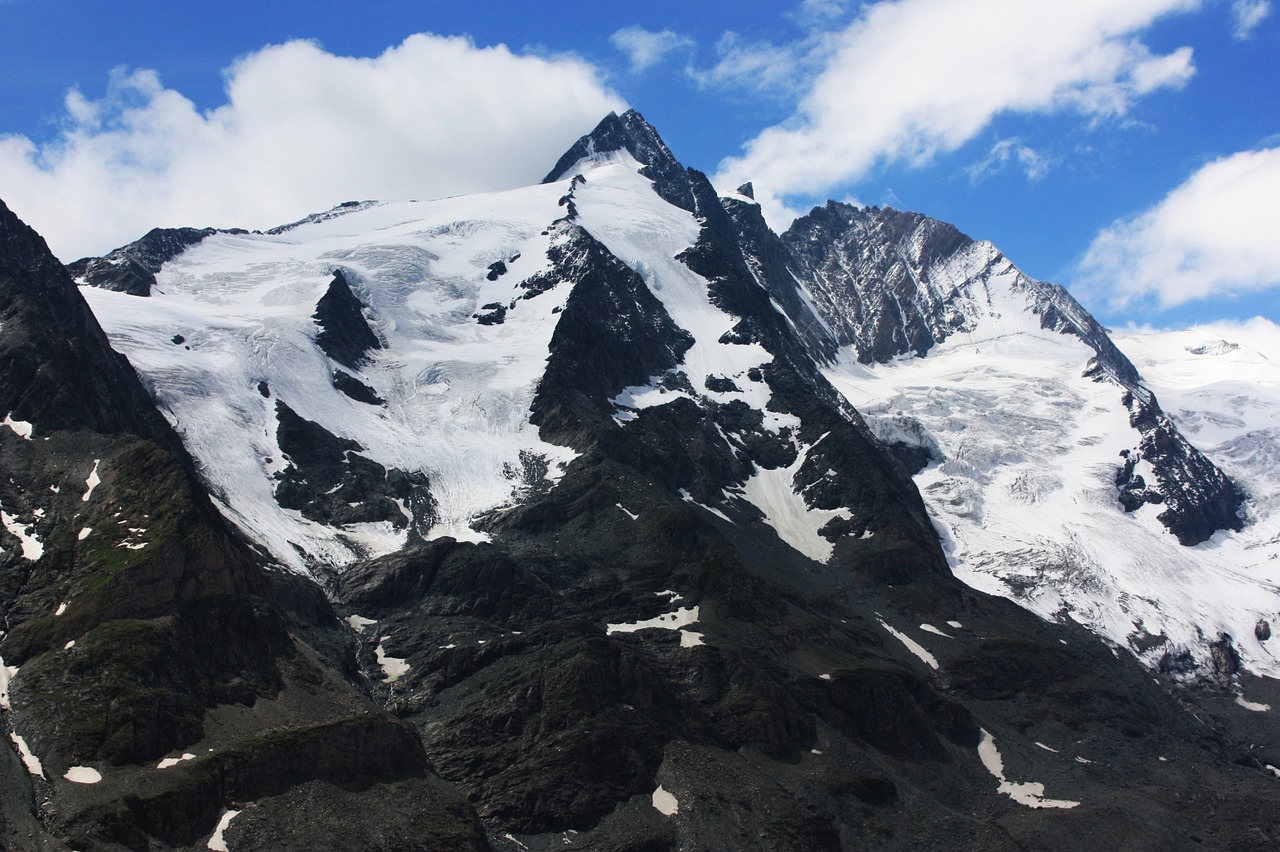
left=68, top=226, right=238, bottom=297
left=313, top=269, right=382, bottom=369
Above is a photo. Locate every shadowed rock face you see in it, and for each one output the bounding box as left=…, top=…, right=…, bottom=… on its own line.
left=312, top=269, right=382, bottom=369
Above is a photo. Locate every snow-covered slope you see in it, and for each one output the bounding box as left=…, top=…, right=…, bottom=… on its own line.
left=786, top=210, right=1274, bottom=680
left=84, top=185, right=580, bottom=569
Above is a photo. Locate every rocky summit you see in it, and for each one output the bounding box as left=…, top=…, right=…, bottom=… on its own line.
left=0, top=110, right=1277, bottom=851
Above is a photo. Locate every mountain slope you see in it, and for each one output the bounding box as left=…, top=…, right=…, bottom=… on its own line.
left=14, top=110, right=1276, bottom=850
left=0, top=199, right=488, bottom=851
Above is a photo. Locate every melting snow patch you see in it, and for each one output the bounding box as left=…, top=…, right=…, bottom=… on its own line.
left=608, top=606, right=699, bottom=636
left=77, top=527, right=92, bottom=541
left=819, top=673, right=832, bottom=681
left=878, top=620, right=939, bottom=670
left=9, top=732, right=44, bottom=778
left=1267, top=764, right=1280, bottom=780
left=1034, top=742, right=1059, bottom=753
left=2, top=413, right=33, bottom=439
left=977, top=729, right=1079, bottom=809
left=617, top=503, right=640, bottom=521
left=0, top=657, right=16, bottom=709
left=678, top=489, right=732, bottom=523
left=651, top=785, right=679, bottom=817
left=947, top=621, right=963, bottom=629
left=157, top=753, right=197, bottom=769
left=741, top=446, right=850, bottom=562
left=345, top=614, right=377, bottom=632
left=1, top=510, right=43, bottom=561
left=207, top=808, right=240, bottom=852
left=81, top=460, right=101, bottom=502
left=680, top=631, right=705, bottom=648
left=919, top=623, right=952, bottom=638
left=55, top=601, right=67, bottom=616
left=376, top=643, right=410, bottom=682
left=1235, top=695, right=1271, bottom=712
left=63, top=766, right=102, bottom=784
left=655, top=589, right=684, bottom=602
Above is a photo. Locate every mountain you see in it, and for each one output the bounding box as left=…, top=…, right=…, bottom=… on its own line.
left=0, top=110, right=1276, bottom=850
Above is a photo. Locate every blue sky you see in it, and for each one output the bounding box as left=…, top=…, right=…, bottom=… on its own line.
left=1, top=0, right=1277, bottom=329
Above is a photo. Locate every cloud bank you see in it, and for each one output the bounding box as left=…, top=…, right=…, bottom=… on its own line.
left=712, top=0, right=1202, bottom=227
left=0, top=34, right=623, bottom=260
left=1075, top=146, right=1280, bottom=310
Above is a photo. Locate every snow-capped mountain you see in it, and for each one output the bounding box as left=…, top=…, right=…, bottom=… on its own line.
left=2, top=110, right=1278, bottom=851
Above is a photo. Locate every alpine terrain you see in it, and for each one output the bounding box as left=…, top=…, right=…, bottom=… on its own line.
left=0, top=110, right=1277, bottom=850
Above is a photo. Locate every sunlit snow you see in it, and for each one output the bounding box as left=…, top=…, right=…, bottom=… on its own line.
left=9, top=732, right=44, bottom=778
left=81, top=460, right=101, bottom=502
left=977, top=729, right=1079, bottom=809
left=207, top=809, right=239, bottom=851
left=63, top=766, right=102, bottom=784
left=2, top=413, right=33, bottom=439
left=878, top=619, right=939, bottom=670
left=825, top=278, right=1280, bottom=678
left=651, top=785, right=679, bottom=816
left=0, top=508, right=43, bottom=561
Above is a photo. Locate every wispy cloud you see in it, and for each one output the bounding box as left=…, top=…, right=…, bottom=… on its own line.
left=712, top=0, right=1204, bottom=228
left=967, top=138, right=1054, bottom=183
left=1231, top=0, right=1272, bottom=38
left=1075, top=146, right=1280, bottom=310
left=609, top=26, right=695, bottom=73
left=0, top=35, right=622, bottom=260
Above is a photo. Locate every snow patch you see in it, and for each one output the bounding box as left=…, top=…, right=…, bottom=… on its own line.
left=947, top=621, right=963, bottom=629
left=64, top=640, right=74, bottom=649
left=919, top=623, right=952, bottom=638
left=878, top=619, right=939, bottom=670
left=376, top=643, right=410, bottom=682
left=1236, top=695, right=1271, bottom=712
left=1035, top=742, right=1059, bottom=753
left=617, top=503, right=640, bottom=521
left=345, top=614, right=377, bottom=632
left=741, top=443, right=850, bottom=562
left=9, top=732, right=44, bottom=778
left=157, top=753, right=197, bottom=769
left=207, top=808, right=240, bottom=852
left=81, top=460, right=101, bottom=502
left=2, top=413, right=33, bottom=439
left=1, top=509, right=43, bottom=561
left=78, top=527, right=92, bottom=541
left=977, top=729, right=1079, bottom=809
left=607, top=606, right=699, bottom=635
left=63, top=766, right=102, bottom=784
left=0, top=657, right=16, bottom=710
left=651, top=785, right=679, bottom=816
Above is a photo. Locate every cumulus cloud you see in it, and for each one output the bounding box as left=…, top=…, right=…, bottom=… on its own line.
left=1075, top=146, right=1280, bottom=310
left=0, top=34, right=623, bottom=260
left=1231, top=0, right=1272, bottom=38
left=713, top=0, right=1202, bottom=228
left=610, top=26, right=695, bottom=73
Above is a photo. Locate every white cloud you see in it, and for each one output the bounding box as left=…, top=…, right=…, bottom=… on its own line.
left=1231, top=0, right=1272, bottom=38
left=610, top=26, right=695, bottom=73
left=713, top=0, right=1202, bottom=229
left=967, top=138, right=1054, bottom=182
left=689, top=32, right=815, bottom=97
left=0, top=34, right=623, bottom=260
left=1075, top=146, right=1280, bottom=310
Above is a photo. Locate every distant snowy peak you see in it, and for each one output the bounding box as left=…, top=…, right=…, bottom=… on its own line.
left=782, top=202, right=1137, bottom=385
left=779, top=200, right=1241, bottom=546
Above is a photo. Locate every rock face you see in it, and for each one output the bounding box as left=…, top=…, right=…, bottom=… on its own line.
left=2, top=112, right=1278, bottom=851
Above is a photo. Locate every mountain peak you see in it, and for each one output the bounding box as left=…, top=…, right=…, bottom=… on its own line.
left=543, top=109, right=697, bottom=212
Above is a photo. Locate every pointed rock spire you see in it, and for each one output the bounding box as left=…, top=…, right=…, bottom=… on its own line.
left=543, top=109, right=698, bottom=213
